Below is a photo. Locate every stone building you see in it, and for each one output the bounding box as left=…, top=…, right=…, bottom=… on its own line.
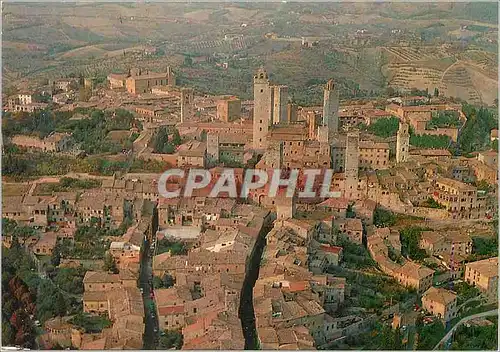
left=107, top=73, right=128, bottom=89
left=275, top=192, right=296, bottom=221
left=206, top=132, right=249, bottom=165
left=216, top=96, right=241, bottom=122
left=332, top=138, right=389, bottom=172
left=344, top=131, right=359, bottom=200
left=395, top=261, right=434, bottom=293
left=177, top=141, right=206, bottom=167
left=396, top=122, right=410, bottom=163
left=323, top=79, right=339, bottom=141
left=11, top=132, right=72, bottom=152
left=124, top=67, right=176, bottom=94
left=253, top=68, right=273, bottom=150
left=7, top=93, right=32, bottom=109
left=287, top=103, right=299, bottom=123
left=432, top=177, right=481, bottom=219
left=422, top=287, right=458, bottom=322
left=465, top=257, right=498, bottom=302
left=180, top=88, right=194, bottom=123
left=272, top=85, right=289, bottom=125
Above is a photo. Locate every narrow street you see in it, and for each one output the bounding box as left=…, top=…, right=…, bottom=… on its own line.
left=140, top=237, right=159, bottom=349
left=239, top=221, right=274, bottom=350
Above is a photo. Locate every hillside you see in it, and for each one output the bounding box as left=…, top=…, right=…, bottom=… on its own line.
left=2, top=2, right=498, bottom=105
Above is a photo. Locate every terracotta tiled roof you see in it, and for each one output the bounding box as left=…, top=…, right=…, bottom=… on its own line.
left=158, top=305, right=185, bottom=315
left=320, top=244, right=342, bottom=254
left=423, top=287, right=457, bottom=305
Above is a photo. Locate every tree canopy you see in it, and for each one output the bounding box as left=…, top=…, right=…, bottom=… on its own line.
left=458, top=104, right=497, bottom=154
left=399, top=226, right=430, bottom=261
left=373, top=207, right=396, bottom=227
left=152, top=127, right=182, bottom=154
left=364, top=117, right=400, bottom=138
left=159, top=330, right=183, bottom=349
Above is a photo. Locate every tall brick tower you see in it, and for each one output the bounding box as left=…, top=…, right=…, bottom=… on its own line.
left=253, top=68, right=272, bottom=150
left=344, top=130, right=359, bottom=201
left=272, top=85, right=288, bottom=125
left=396, top=121, right=410, bottom=163
left=323, top=79, right=339, bottom=142
left=180, top=88, right=194, bottom=123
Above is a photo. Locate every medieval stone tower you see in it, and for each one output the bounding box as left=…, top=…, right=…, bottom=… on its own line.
left=323, top=79, right=339, bottom=141
left=180, top=88, right=194, bottom=123
left=317, top=125, right=329, bottom=144
left=253, top=68, right=272, bottom=150
left=276, top=192, right=296, bottom=221
left=396, top=121, right=410, bottom=163
left=344, top=130, right=359, bottom=201
left=272, top=85, right=288, bottom=125
left=265, top=140, right=283, bottom=169
left=206, top=132, right=219, bottom=164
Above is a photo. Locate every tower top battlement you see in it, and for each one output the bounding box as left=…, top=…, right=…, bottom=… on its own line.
left=325, top=79, right=335, bottom=91
left=254, top=67, right=268, bottom=81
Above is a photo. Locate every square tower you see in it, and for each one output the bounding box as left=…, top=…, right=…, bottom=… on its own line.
left=323, top=79, right=340, bottom=142
left=265, top=141, right=284, bottom=169
left=344, top=130, right=359, bottom=200
left=396, top=122, right=410, bottom=163
left=180, top=88, right=194, bottom=123
left=253, top=68, right=272, bottom=150
left=275, top=191, right=296, bottom=221
left=206, top=133, right=219, bottom=164
left=272, top=85, right=288, bottom=125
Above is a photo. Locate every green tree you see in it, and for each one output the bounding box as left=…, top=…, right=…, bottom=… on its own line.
left=164, top=274, right=175, bottom=288
left=471, top=236, right=498, bottom=257
left=13, top=226, right=36, bottom=246
left=36, top=280, right=68, bottom=323
left=346, top=204, right=356, bottom=218
left=365, top=117, right=400, bottom=138
left=373, top=207, right=396, bottom=227
left=492, top=139, right=498, bottom=151
left=458, top=104, right=497, bottom=154
left=183, top=56, right=193, bottom=67
left=51, top=243, right=62, bottom=267
left=2, top=218, right=18, bottom=234
left=422, top=197, right=445, bottom=209
left=410, top=134, right=450, bottom=149
left=434, top=87, right=439, bottom=97
left=417, top=321, right=445, bottom=350
left=103, top=253, right=118, bottom=274
left=427, top=111, right=461, bottom=129
left=69, top=313, right=112, bottom=333
left=54, top=267, right=85, bottom=295
left=2, top=321, right=15, bottom=346
left=399, top=227, right=429, bottom=261
left=159, top=330, right=183, bottom=349
left=157, top=239, right=188, bottom=256
left=153, top=276, right=164, bottom=289
left=450, top=317, right=497, bottom=350
left=172, top=128, right=182, bottom=146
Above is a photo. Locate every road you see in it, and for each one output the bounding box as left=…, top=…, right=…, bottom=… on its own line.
left=140, top=237, right=159, bottom=349
left=432, top=309, right=498, bottom=350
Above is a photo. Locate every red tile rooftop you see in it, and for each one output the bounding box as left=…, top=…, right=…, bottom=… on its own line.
left=158, top=305, right=185, bottom=316
left=287, top=281, right=310, bottom=293
left=320, top=244, right=343, bottom=254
